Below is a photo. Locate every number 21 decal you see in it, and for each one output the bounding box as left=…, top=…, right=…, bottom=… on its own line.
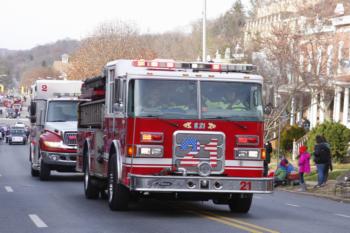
left=240, top=181, right=252, bottom=190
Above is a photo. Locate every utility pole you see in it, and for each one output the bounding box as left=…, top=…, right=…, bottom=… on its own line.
left=202, top=0, right=207, bottom=62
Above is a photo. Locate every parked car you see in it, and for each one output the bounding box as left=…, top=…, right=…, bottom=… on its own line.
left=6, top=108, right=17, bottom=118
left=8, top=127, right=27, bottom=145
left=13, top=104, right=21, bottom=116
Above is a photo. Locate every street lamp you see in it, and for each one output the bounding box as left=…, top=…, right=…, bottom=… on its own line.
left=202, top=0, right=207, bottom=62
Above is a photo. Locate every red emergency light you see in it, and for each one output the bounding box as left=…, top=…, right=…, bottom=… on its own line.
left=133, top=59, right=175, bottom=71
left=236, top=135, right=259, bottom=146
left=140, top=132, right=164, bottom=143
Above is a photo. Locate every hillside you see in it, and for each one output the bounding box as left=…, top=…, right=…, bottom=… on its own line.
left=0, top=39, right=79, bottom=89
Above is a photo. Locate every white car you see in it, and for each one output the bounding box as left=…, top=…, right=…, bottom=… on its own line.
left=8, top=127, right=27, bottom=145
left=14, top=122, right=25, bottom=128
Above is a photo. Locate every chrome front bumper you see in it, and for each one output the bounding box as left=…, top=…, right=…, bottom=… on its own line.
left=41, top=151, right=77, bottom=166
left=129, top=174, right=274, bottom=193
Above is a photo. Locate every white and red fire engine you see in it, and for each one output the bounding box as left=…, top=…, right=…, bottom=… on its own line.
left=76, top=59, right=273, bottom=212
left=29, top=80, right=82, bottom=180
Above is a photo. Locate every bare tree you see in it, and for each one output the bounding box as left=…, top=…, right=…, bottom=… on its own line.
left=20, top=67, right=60, bottom=87
left=67, top=20, right=157, bottom=80
left=250, top=21, right=336, bottom=141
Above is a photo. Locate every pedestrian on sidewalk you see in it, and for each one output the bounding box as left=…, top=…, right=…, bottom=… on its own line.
left=297, top=145, right=311, bottom=191
left=321, top=136, right=333, bottom=185
left=263, top=141, right=272, bottom=177
left=274, top=159, right=288, bottom=187
left=313, top=135, right=331, bottom=188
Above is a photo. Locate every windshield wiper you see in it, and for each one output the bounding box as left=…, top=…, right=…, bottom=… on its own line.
left=204, top=116, right=247, bottom=130
left=50, top=120, right=66, bottom=122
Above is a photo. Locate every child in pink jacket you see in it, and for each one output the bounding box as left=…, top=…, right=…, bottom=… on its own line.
left=298, top=146, right=311, bottom=191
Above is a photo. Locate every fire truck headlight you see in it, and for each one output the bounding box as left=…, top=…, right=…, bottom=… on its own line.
left=235, top=149, right=260, bottom=159
left=248, top=151, right=259, bottom=158
left=237, top=150, right=248, bottom=158
left=44, top=141, right=63, bottom=148
left=137, top=146, right=163, bottom=157
left=140, top=147, right=151, bottom=156
left=151, top=147, right=163, bottom=156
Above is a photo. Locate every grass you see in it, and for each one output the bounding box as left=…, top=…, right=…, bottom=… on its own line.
left=269, top=159, right=350, bottom=182
left=304, top=169, right=349, bottom=181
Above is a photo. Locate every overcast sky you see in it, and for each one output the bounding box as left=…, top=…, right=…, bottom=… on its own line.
left=0, top=0, right=246, bottom=50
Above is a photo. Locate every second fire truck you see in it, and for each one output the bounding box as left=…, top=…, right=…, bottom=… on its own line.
left=77, top=59, right=273, bottom=213
left=29, top=80, right=82, bottom=180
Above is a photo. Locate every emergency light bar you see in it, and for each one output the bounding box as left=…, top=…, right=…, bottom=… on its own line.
left=132, top=59, right=257, bottom=74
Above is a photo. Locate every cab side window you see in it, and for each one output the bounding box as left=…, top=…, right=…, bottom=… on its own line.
left=107, top=69, right=115, bottom=114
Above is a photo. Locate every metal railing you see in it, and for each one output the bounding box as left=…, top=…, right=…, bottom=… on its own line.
left=292, top=133, right=309, bottom=161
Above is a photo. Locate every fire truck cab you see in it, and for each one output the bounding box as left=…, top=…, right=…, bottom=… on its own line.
left=77, top=59, right=273, bottom=213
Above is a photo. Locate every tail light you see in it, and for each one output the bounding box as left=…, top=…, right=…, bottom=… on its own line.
left=236, top=135, right=259, bottom=146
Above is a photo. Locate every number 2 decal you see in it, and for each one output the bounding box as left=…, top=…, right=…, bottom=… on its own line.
left=41, top=84, right=48, bottom=92
left=240, top=181, right=252, bottom=190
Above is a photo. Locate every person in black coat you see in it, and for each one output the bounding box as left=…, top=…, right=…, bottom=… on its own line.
left=320, top=136, right=332, bottom=184
left=313, top=135, right=331, bottom=187
left=264, top=141, right=272, bottom=177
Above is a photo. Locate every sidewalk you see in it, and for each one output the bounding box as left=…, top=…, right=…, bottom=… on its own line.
left=277, top=180, right=350, bottom=203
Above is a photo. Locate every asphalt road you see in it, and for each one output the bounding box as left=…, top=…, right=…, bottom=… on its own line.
left=0, top=124, right=349, bottom=233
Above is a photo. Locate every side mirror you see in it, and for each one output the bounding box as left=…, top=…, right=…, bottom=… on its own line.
left=263, top=103, right=272, bottom=115
left=113, top=102, right=124, bottom=113
left=30, top=115, right=36, bottom=124
left=30, top=102, right=36, bottom=116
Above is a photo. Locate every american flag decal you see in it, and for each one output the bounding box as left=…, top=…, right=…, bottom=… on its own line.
left=179, top=137, right=218, bottom=168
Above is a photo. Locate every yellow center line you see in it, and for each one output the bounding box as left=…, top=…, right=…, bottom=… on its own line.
left=172, top=203, right=279, bottom=233
left=186, top=210, right=263, bottom=233
left=200, top=210, right=280, bottom=233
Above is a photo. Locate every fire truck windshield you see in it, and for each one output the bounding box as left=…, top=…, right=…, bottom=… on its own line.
left=130, top=79, right=198, bottom=119
left=128, top=79, right=263, bottom=121
left=47, top=101, right=79, bottom=122
left=201, top=81, right=263, bottom=121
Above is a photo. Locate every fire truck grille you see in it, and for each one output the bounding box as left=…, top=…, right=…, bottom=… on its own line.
left=173, top=131, right=225, bottom=175
left=63, top=132, right=78, bottom=146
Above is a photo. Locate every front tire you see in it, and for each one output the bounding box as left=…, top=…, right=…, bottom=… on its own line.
left=83, top=157, right=99, bottom=199
left=228, top=194, right=253, bottom=213
left=108, top=153, right=129, bottom=211
left=39, top=158, right=50, bottom=181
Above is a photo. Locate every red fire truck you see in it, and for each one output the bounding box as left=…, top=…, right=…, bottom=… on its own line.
left=77, top=59, right=273, bottom=213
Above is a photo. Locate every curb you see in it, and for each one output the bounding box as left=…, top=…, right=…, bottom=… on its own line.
left=278, top=188, right=350, bottom=204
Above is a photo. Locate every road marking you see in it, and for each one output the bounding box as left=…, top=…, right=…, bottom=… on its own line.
left=254, top=196, right=262, bottom=199
left=4, top=186, right=13, bottom=192
left=285, top=203, right=299, bottom=207
left=0, top=174, right=2, bottom=177
left=199, top=210, right=280, bottom=233
left=175, top=202, right=279, bottom=233
left=29, top=214, right=48, bottom=228
left=186, top=210, right=263, bottom=233
left=335, top=213, right=350, bottom=218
